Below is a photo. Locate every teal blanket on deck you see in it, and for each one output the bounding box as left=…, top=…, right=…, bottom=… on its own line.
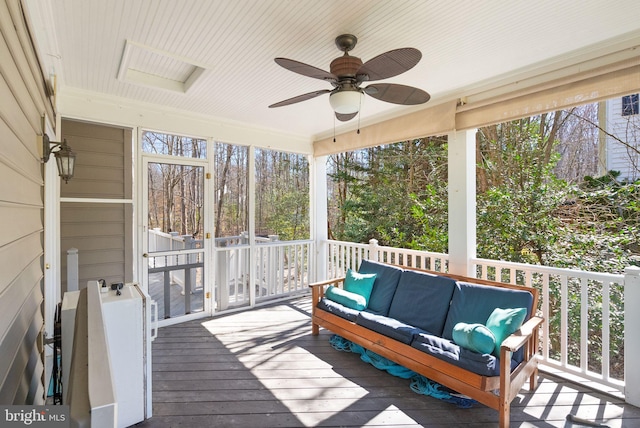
left=329, top=334, right=476, bottom=408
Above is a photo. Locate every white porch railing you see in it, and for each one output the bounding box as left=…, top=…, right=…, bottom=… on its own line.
left=473, top=257, right=625, bottom=392
left=328, top=239, right=449, bottom=278
left=215, top=238, right=313, bottom=310
left=148, top=228, right=203, bottom=287
left=326, top=239, right=633, bottom=397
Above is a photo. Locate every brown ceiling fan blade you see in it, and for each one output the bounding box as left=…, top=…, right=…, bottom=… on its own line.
left=268, top=89, right=331, bottom=108
left=335, top=112, right=357, bottom=122
left=275, top=58, right=337, bottom=82
left=357, top=48, right=422, bottom=81
left=364, top=83, right=430, bottom=105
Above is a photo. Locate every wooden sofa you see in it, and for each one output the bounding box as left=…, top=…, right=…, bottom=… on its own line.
left=310, top=260, right=544, bottom=428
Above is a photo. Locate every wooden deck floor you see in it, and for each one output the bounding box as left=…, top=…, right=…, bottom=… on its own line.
left=139, top=298, right=640, bottom=427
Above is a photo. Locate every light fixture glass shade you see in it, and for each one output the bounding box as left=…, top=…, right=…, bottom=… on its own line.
left=329, top=90, right=364, bottom=114
left=54, top=140, right=76, bottom=183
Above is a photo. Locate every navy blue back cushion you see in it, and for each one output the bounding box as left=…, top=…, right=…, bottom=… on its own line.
left=387, top=270, right=456, bottom=336
left=358, top=260, right=403, bottom=316
left=442, top=281, right=534, bottom=341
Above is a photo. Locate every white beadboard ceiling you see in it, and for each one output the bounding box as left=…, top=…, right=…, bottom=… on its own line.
left=24, top=0, right=640, bottom=140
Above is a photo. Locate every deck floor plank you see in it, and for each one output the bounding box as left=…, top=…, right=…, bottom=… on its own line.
left=139, top=298, right=639, bottom=427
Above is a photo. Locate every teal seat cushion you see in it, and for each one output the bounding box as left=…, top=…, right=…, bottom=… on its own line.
left=410, top=332, right=518, bottom=377
left=325, top=285, right=367, bottom=311
left=343, top=268, right=376, bottom=305
left=485, top=307, right=527, bottom=357
left=452, top=322, right=496, bottom=355
left=358, top=260, right=403, bottom=316
left=356, top=311, right=422, bottom=345
left=317, top=297, right=361, bottom=322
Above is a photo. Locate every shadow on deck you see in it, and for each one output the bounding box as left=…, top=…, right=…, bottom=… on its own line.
left=139, top=298, right=640, bottom=427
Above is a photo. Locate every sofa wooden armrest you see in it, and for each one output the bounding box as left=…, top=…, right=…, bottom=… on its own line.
left=501, top=316, right=544, bottom=352
left=309, top=277, right=344, bottom=334
left=309, top=277, right=345, bottom=290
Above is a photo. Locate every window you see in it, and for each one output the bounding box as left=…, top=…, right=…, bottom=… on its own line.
left=255, top=148, right=310, bottom=241
left=142, top=131, right=207, bottom=158
left=622, top=94, right=639, bottom=116
left=214, top=142, right=248, bottom=245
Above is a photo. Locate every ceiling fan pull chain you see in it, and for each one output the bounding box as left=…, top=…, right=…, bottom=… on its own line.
left=357, top=95, right=362, bottom=135
left=333, top=115, right=336, bottom=143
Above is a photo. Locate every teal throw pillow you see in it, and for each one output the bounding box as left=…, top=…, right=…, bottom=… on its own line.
left=343, top=268, right=376, bottom=305
left=485, top=307, right=528, bottom=357
left=452, top=322, right=496, bottom=355
left=325, top=285, right=367, bottom=311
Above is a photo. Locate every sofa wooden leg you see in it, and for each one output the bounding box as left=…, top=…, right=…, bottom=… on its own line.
left=499, top=348, right=512, bottom=428
left=499, top=404, right=510, bottom=428
left=529, top=367, right=539, bottom=391
left=312, top=323, right=319, bottom=336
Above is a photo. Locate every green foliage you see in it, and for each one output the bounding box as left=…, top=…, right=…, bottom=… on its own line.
left=549, top=174, right=640, bottom=272
left=476, top=117, right=567, bottom=265
left=328, top=138, right=448, bottom=251
left=255, top=149, right=310, bottom=241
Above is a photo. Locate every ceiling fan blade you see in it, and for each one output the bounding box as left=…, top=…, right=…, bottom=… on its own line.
left=269, top=89, right=331, bottom=108
left=275, top=58, right=337, bottom=82
left=364, top=83, right=430, bottom=105
left=357, top=48, right=422, bottom=82
left=335, top=112, right=357, bottom=122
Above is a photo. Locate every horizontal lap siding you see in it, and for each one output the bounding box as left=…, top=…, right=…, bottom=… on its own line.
left=0, top=0, right=50, bottom=404
left=60, top=203, right=128, bottom=288
left=61, top=120, right=129, bottom=199
left=606, top=96, right=640, bottom=181
left=61, top=120, right=133, bottom=290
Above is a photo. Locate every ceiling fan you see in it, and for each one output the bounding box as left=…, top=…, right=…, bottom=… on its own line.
left=269, top=34, right=431, bottom=122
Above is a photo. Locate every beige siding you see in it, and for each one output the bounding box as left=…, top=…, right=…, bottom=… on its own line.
left=61, top=120, right=133, bottom=290
left=61, top=120, right=132, bottom=199
left=0, top=0, right=53, bottom=405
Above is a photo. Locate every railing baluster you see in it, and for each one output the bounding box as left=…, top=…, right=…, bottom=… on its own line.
left=561, top=275, right=569, bottom=368
left=602, top=280, right=611, bottom=382
left=184, top=267, right=191, bottom=314
left=542, top=273, right=550, bottom=361
left=163, top=269, right=171, bottom=319
left=581, top=277, right=588, bottom=373
left=293, top=244, right=298, bottom=292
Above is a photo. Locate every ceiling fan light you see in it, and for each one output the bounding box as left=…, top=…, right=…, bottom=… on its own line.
left=329, top=90, right=363, bottom=114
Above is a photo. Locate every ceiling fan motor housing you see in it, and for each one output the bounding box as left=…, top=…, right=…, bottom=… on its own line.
left=330, top=55, right=363, bottom=78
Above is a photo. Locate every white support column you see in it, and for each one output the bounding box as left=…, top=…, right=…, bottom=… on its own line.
left=624, top=266, right=640, bottom=407
left=447, top=129, right=477, bottom=277
left=312, top=155, right=329, bottom=282
left=248, top=146, right=256, bottom=306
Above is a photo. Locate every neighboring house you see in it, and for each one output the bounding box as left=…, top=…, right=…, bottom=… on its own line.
left=603, top=94, right=640, bottom=181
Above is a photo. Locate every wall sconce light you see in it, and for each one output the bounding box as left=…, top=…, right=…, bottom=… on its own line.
left=42, top=134, right=76, bottom=183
